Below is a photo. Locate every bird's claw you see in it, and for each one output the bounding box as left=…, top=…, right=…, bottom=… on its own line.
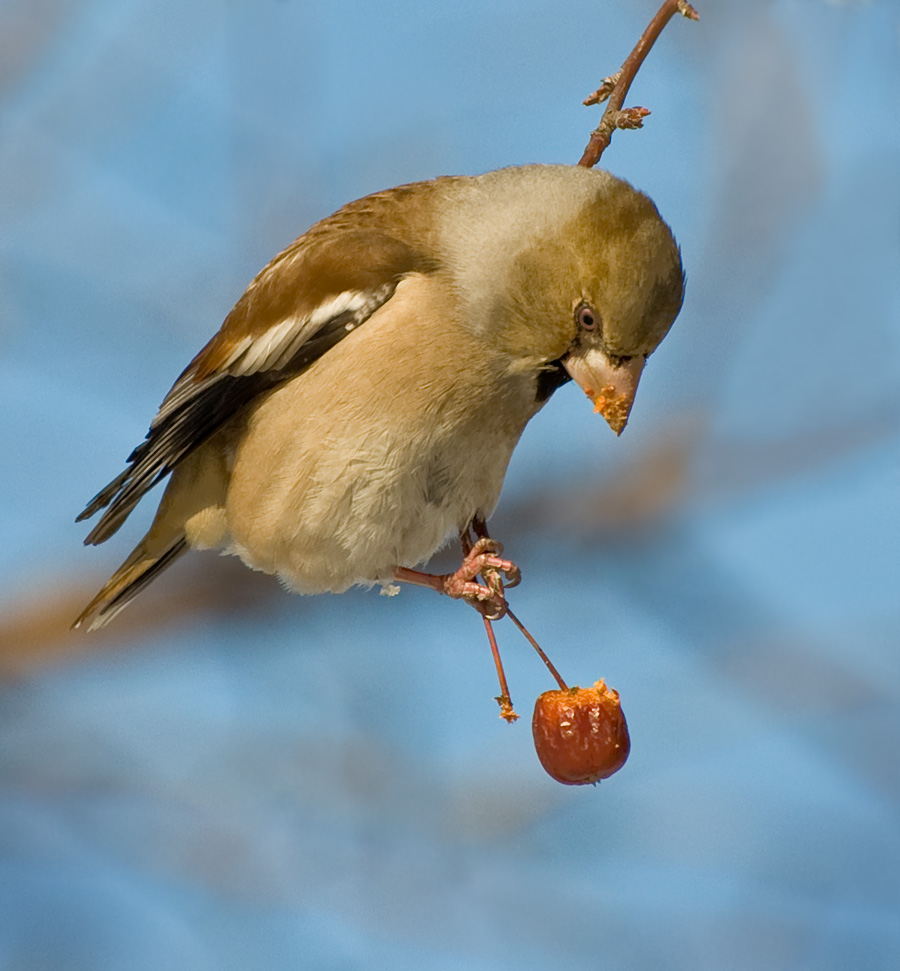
left=441, top=537, right=521, bottom=619
left=444, top=579, right=508, bottom=620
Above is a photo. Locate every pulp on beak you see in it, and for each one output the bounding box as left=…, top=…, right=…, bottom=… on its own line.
left=561, top=347, right=645, bottom=436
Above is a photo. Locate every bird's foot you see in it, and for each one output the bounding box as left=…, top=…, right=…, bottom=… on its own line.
left=444, top=536, right=521, bottom=619
left=394, top=522, right=531, bottom=721
left=392, top=538, right=521, bottom=620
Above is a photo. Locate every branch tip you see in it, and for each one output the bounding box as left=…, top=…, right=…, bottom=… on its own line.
left=577, top=0, right=699, bottom=168
left=615, top=106, right=651, bottom=130
left=583, top=71, right=621, bottom=107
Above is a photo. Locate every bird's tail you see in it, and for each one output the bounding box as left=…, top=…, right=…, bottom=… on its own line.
left=72, top=535, right=188, bottom=631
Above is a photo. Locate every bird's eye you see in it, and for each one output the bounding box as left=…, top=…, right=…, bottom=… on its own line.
left=576, top=304, right=598, bottom=331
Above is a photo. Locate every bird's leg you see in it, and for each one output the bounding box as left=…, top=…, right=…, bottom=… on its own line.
left=392, top=517, right=521, bottom=620
left=392, top=518, right=525, bottom=722
left=392, top=540, right=517, bottom=618
left=466, top=517, right=521, bottom=720
left=465, top=516, right=520, bottom=611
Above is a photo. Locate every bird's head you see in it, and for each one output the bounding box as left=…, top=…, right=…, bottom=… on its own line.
left=467, top=165, right=685, bottom=435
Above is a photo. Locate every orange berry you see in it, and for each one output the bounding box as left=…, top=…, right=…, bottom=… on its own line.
left=532, top=680, right=630, bottom=785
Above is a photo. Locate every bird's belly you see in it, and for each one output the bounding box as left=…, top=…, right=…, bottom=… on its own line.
left=225, top=431, right=511, bottom=594
left=222, top=380, right=528, bottom=595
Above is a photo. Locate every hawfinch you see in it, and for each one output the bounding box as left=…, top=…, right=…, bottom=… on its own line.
left=75, top=164, right=684, bottom=630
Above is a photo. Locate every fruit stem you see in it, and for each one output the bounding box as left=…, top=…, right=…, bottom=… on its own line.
left=505, top=606, right=569, bottom=691
left=483, top=616, right=519, bottom=722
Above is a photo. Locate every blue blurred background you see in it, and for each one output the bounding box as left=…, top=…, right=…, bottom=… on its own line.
left=1, top=0, right=898, bottom=968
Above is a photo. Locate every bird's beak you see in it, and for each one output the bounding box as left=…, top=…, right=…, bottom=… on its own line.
left=561, top=347, right=645, bottom=436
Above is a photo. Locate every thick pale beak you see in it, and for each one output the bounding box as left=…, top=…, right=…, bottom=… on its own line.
left=561, top=347, right=645, bottom=436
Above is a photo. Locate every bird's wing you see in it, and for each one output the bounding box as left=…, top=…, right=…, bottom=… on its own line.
left=78, top=227, right=435, bottom=545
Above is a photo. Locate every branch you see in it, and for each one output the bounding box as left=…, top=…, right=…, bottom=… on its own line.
left=578, top=0, right=699, bottom=168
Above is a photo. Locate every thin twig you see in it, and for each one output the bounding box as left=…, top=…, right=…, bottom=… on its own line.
left=578, top=0, right=699, bottom=168
left=505, top=607, right=569, bottom=692
left=484, top=616, right=518, bottom=722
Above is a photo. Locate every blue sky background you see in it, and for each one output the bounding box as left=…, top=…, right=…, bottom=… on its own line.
left=1, top=1, right=898, bottom=968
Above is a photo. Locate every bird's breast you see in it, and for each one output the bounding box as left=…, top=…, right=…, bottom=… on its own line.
left=222, top=273, right=541, bottom=594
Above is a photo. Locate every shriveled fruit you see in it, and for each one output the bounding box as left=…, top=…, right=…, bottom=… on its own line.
left=532, top=679, right=630, bottom=785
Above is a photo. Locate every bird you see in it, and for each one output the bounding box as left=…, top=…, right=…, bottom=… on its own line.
left=73, top=163, right=685, bottom=631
